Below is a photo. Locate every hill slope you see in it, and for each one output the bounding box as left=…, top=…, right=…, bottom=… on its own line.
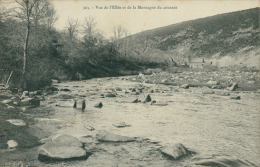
left=120, top=7, right=259, bottom=68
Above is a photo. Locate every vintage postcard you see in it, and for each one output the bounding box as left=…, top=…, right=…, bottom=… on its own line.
left=0, top=0, right=259, bottom=166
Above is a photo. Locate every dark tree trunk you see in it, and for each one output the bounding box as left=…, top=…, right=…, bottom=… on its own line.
left=20, top=0, right=31, bottom=90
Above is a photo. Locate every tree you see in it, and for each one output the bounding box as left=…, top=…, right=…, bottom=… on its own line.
left=135, top=30, right=149, bottom=53
left=122, top=28, right=130, bottom=58
left=65, top=17, right=79, bottom=39
left=14, top=0, right=38, bottom=89
left=111, top=25, right=128, bottom=50
left=4, top=0, right=59, bottom=89
left=31, top=0, right=53, bottom=27
left=82, top=16, right=97, bottom=47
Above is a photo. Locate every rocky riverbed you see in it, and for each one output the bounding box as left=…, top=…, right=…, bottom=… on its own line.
left=0, top=69, right=259, bottom=167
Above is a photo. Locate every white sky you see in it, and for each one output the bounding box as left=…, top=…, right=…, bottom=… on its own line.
left=52, top=0, right=259, bottom=38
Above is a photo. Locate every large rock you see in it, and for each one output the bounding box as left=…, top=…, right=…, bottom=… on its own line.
left=20, top=98, right=34, bottom=106
left=94, top=102, right=103, bottom=108
left=106, top=93, right=116, bottom=97
left=84, top=125, right=95, bottom=131
left=132, top=98, right=139, bottom=103
left=21, top=91, right=29, bottom=98
left=151, top=101, right=168, bottom=106
left=73, top=99, right=86, bottom=109
left=230, top=95, right=241, bottom=100
left=138, top=94, right=152, bottom=103
left=59, top=94, right=75, bottom=99
left=112, top=122, right=131, bottom=128
left=1, top=99, right=13, bottom=104
left=212, top=85, right=223, bottom=89
left=6, top=119, right=26, bottom=126
left=215, top=92, right=230, bottom=96
left=161, top=143, right=190, bottom=160
left=247, top=80, right=255, bottom=84
left=97, top=131, right=135, bottom=142
left=192, top=155, right=256, bottom=167
left=130, top=92, right=140, bottom=95
left=207, top=80, right=220, bottom=85
left=180, top=84, right=189, bottom=89
left=227, top=83, right=238, bottom=91
left=38, top=134, right=87, bottom=161
left=60, top=88, right=70, bottom=92
left=7, top=140, right=18, bottom=149
left=202, top=89, right=215, bottom=94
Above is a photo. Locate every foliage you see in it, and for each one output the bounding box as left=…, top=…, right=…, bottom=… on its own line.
left=1, top=1, right=258, bottom=91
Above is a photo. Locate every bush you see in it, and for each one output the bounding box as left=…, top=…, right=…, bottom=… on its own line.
left=25, top=58, right=65, bottom=90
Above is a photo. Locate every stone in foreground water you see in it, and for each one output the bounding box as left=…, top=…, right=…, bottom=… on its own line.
left=6, top=119, right=26, bottom=126
left=97, top=131, right=135, bottom=142
left=38, top=134, right=87, bottom=161
left=161, top=143, right=190, bottom=159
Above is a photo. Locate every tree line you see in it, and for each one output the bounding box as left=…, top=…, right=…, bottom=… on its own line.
left=0, top=0, right=165, bottom=91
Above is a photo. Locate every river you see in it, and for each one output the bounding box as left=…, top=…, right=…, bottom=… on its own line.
left=1, top=76, right=259, bottom=166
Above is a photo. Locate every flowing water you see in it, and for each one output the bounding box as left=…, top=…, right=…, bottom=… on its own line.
left=1, top=77, right=259, bottom=166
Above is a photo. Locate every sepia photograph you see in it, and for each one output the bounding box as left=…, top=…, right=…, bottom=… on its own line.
left=0, top=0, right=259, bottom=166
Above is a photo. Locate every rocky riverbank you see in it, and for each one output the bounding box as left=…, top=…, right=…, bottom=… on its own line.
left=0, top=69, right=259, bottom=166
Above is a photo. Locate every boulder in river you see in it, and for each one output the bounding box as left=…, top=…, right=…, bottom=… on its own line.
left=97, top=131, right=135, bottom=142
left=1, top=99, right=13, bottom=104
left=60, top=88, right=70, bottom=92
left=132, top=98, right=139, bottom=103
left=151, top=101, right=168, bottom=106
left=230, top=95, right=241, bottom=100
left=59, top=94, right=75, bottom=99
left=212, top=85, right=223, bottom=89
left=180, top=84, right=189, bottom=89
left=131, top=92, right=140, bottom=95
left=21, top=91, right=29, bottom=98
left=112, top=122, right=131, bottom=128
left=84, top=125, right=95, bottom=131
left=207, top=80, right=220, bottom=85
left=116, top=87, right=122, bottom=91
left=106, top=93, right=116, bottom=97
left=7, top=140, right=18, bottom=149
left=6, top=119, right=26, bottom=126
left=247, top=80, right=255, bottom=84
left=38, top=134, right=88, bottom=161
left=215, top=92, right=230, bottom=96
left=202, top=89, right=215, bottom=94
left=161, top=143, right=191, bottom=160
left=227, top=83, right=238, bottom=91
left=20, top=98, right=34, bottom=106
left=138, top=94, right=152, bottom=103
left=94, top=102, right=103, bottom=108
left=191, top=155, right=256, bottom=167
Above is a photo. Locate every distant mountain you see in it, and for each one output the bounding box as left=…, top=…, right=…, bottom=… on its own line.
left=120, top=7, right=259, bottom=67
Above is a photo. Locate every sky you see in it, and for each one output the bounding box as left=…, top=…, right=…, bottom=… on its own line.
left=51, top=0, right=259, bottom=38
left=2, top=0, right=259, bottom=39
